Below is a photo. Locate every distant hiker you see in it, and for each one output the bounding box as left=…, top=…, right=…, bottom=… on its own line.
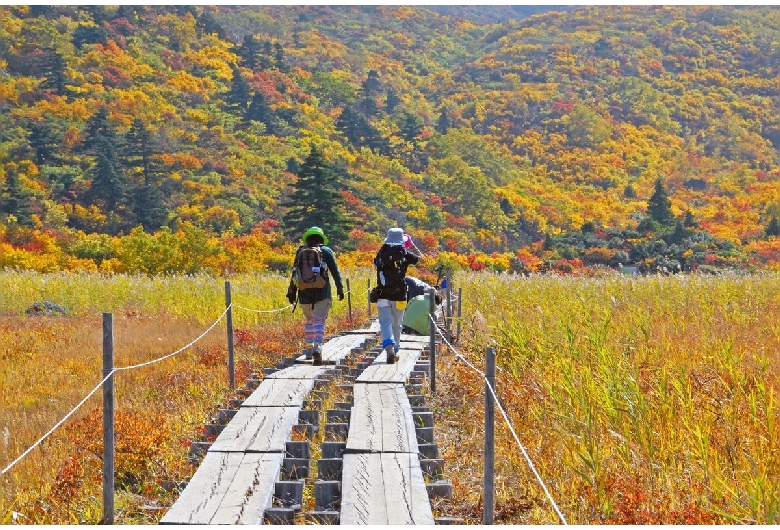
left=373, top=228, right=420, bottom=364
left=402, top=276, right=442, bottom=336
left=286, top=226, right=344, bottom=366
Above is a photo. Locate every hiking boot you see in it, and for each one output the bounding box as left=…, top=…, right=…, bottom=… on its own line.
left=303, top=347, right=312, bottom=360
left=385, top=345, right=396, bottom=365
left=312, top=345, right=323, bottom=366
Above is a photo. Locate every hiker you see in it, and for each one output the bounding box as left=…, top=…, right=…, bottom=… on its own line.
left=402, top=276, right=442, bottom=336
left=373, top=227, right=420, bottom=364
left=286, top=226, right=344, bottom=365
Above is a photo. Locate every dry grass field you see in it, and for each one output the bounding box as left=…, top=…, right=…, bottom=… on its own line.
left=1, top=270, right=778, bottom=524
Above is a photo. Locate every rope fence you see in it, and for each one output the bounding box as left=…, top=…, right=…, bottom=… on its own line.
left=431, top=314, right=569, bottom=525
left=3, top=274, right=570, bottom=526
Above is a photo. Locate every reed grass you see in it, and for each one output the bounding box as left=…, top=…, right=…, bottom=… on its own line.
left=0, top=269, right=369, bottom=524
left=2, top=269, right=778, bottom=523
left=433, top=271, right=779, bottom=524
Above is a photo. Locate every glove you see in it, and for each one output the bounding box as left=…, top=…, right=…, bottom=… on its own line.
left=286, top=285, right=297, bottom=304
left=337, top=288, right=345, bottom=301
left=403, top=233, right=413, bottom=250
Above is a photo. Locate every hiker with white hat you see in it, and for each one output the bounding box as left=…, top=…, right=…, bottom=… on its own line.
left=372, top=227, right=420, bottom=364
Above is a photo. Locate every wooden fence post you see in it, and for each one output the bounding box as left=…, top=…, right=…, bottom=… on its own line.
left=102, top=313, right=115, bottom=525
left=484, top=346, right=496, bottom=525
left=428, top=286, right=436, bottom=394
left=225, top=281, right=235, bottom=390
left=346, top=278, right=352, bottom=323
left=444, top=276, right=452, bottom=339
left=456, top=287, right=462, bottom=341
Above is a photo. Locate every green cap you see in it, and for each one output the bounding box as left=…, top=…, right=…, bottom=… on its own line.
left=302, top=226, right=328, bottom=246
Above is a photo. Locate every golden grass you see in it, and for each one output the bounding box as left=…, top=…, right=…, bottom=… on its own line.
left=0, top=269, right=368, bottom=524
left=430, top=271, right=780, bottom=524
left=1, top=269, right=778, bottom=524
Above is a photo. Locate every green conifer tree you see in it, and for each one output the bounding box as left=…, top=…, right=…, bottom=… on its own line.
left=1, top=171, right=35, bottom=226
left=647, top=178, right=674, bottom=226
left=282, top=146, right=352, bottom=248
left=766, top=216, right=780, bottom=238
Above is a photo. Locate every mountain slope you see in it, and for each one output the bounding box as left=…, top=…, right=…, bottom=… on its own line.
left=1, top=5, right=780, bottom=273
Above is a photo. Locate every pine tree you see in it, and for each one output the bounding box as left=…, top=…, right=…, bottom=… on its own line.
left=647, top=178, right=674, bottom=226
left=124, top=117, right=154, bottom=183
left=766, top=216, right=780, bottom=238
left=226, top=65, right=251, bottom=114
left=386, top=88, right=400, bottom=112
left=282, top=146, right=352, bottom=248
left=361, top=70, right=381, bottom=97
left=27, top=121, right=60, bottom=165
left=246, top=92, right=276, bottom=134
left=1, top=171, right=35, bottom=226
left=260, top=40, right=273, bottom=70
left=436, top=111, right=451, bottom=134
left=89, top=138, right=125, bottom=211
left=238, top=35, right=262, bottom=71
left=273, top=42, right=288, bottom=72
left=83, top=108, right=128, bottom=214
left=39, top=49, right=67, bottom=96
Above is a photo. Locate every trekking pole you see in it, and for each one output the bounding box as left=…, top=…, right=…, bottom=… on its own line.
left=367, top=279, right=372, bottom=319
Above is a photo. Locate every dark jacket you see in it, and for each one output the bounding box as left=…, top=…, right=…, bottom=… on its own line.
left=404, top=276, right=432, bottom=301
left=289, top=244, right=343, bottom=305
left=374, top=244, right=419, bottom=302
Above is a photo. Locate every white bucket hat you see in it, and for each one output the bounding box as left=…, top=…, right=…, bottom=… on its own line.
left=385, top=227, right=405, bottom=245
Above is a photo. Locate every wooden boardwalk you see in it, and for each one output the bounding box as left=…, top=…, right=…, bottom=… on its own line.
left=161, top=322, right=449, bottom=525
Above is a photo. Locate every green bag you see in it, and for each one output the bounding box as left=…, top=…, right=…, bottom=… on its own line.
left=402, top=294, right=432, bottom=335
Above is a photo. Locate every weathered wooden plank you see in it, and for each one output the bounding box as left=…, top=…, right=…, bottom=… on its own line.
left=293, top=333, right=375, bottom=363
left=264, top=364, right=328, bottom=380
left=340, top=452, right=434, bottom=525
left=347, top=383, right=418, bottom=453
left=355, top=349, right=421, bottom=384
left=400, top=333, right=433, bottom=344
left=160, top=452, right=283, bottom=525
left=343, top=320, right=381, bottom=334
left=209, top=406, right=300, bottom=453
left=241, top=378, right=315, bottom=408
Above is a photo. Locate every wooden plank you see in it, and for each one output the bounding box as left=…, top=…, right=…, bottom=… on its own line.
left=209, top=406, right=299, bottom=453
left=160, top=452, right=283, bottom=524
left=241, top=377, right=314, bottom=408
left=400, top=333, right=432, bottom=344
left=355, top=349, right=421, bottom=384
left=344, top=320, right=381, bottom=334
left=340, top=452, right=434, bottom=525
left=346, top=383, right=418, bottom=453
left=293, top=333, right=375, bottom=363
left=264, top=364, right=328, bottom=380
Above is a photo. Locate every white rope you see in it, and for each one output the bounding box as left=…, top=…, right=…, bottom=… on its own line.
left=432, top=315, right=569, bottom=525
left=115, top=305, right=230, bottom=371
left=1, top=307, right=229, bottom=476
left=1, top=372, right=112, bottom=476
left=234, top=303, right=293, bottom=314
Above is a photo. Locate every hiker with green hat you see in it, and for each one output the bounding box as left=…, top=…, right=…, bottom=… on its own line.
left=286, top=226, right=344, bottom=365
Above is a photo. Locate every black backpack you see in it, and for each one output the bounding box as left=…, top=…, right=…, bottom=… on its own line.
left=295, top=245, right=328, bottom=290
left=376, top=245, right=408, bottom=296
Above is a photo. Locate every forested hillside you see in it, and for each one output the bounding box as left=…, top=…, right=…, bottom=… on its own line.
left=2, top=5, right=780, bottom=275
